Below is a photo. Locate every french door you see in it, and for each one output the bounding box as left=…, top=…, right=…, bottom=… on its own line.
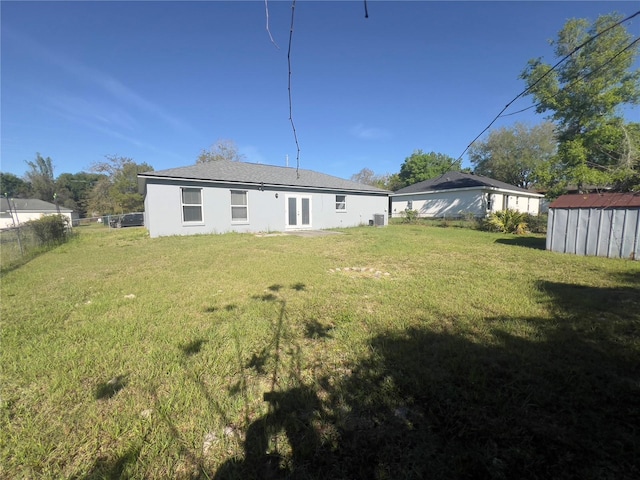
left=285, top=195, right=311, bottom=228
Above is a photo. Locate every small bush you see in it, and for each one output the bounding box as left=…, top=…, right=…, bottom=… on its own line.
left=401, top=209, right=419, bottom=224
left=484, top=209, right=528, bottom=234
left=524, top=213, right=548, bottom=234
left=25, top=215, right=70, bottom=245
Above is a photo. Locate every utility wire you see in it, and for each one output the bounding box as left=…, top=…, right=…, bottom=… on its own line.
left=500, top=36, right=640, bottom=118
left=288, top=0, right=301, bottom=178
left=264, top=0, right=280, bottom=49
left=453, top=10, right=640, bottom=166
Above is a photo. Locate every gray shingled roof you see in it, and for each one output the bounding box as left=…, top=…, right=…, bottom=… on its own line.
left=138, top=161, right=389, bottom=194
left=393, top=171, right=541, bottom=195
left=0, top=198, right=72, bottom=213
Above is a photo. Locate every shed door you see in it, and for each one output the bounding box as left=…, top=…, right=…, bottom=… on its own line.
left=285, top=195, right=311, bottom=228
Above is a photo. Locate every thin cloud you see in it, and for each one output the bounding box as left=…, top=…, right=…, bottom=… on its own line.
left=41, top=97, right=183, bottom=161
left=47, top=94, right=139, bottom=132
left=350, top=123, right=392, bottom=140
left=5, top=27, right=194, bottom=134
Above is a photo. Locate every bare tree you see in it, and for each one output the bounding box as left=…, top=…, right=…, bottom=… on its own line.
left=197, top=139, right=245, bottom=163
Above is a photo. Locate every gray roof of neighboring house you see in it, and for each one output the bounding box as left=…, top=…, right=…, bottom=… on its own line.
left=0, top=198, right=72, bottom=213
left=138, top=161, right=389, bottom=194
left=393, top=171, right=542, bottom=196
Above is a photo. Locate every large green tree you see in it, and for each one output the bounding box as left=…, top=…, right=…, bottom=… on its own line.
left=468, top=122, right=557, bottom=189
left=86, top=177, right=116, bottom=217
left=0, top=172, right=31, bottom=198
left=520, top=12, right=640, bottom=192
left=24, top=153, right=56, bottom=202
left=55, top=172, right=105, bottom=217
left=89, top=155, right=153, bottom=214
left=398, top=150, right=459, bottom=187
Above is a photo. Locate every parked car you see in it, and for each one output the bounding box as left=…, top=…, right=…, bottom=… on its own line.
left=109, top=213, right=144, bottom=228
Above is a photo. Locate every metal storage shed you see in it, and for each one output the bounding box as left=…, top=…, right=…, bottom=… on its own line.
left=546, top=193, right=640, bottom=260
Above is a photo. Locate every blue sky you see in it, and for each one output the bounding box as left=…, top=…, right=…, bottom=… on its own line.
left=2, top=1, right=639, bottom=180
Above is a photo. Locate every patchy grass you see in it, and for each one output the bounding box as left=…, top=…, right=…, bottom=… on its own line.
left=1, top=224, right=639, bottom=479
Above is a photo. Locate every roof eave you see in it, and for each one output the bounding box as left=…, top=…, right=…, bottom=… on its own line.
left=137, top=174, right=389, bottom=195
left=392, top=185, right=543, bottom=198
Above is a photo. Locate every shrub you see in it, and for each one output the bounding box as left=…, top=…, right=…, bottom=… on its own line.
left=401, top=209, right=419, bottom=224
left=524, top=213, right=548, bottom=234
left=484, top=209, right=528, bottom=234
left=25, top=215, right=70, bottom=245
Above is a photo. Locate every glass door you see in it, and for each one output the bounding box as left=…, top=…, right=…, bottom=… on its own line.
left=285, top=195, right=312, bottom=228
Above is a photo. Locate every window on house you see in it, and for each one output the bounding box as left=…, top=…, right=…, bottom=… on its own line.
left=407, top=200, right=413, bottom=210
left=231, top=190, right=248, bottom=222
left=336, top=195, right=346, bottom=211
left=182, top=188, right=202, bottom=222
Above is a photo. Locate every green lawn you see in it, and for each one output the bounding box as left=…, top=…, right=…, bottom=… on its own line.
left=1, top=224, right=639, bottom=479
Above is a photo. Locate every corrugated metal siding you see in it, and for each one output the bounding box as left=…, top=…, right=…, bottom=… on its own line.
left=547, top=207, right=640, bottom=260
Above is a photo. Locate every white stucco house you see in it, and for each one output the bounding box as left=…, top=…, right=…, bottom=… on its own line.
left=0, top=198, right=76, bottom=229
left=390, top=171, right=544, bottom=219
left=138, top=161, right=390, bottom=238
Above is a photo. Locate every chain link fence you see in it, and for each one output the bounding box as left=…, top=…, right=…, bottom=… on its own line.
left=1, top=224, right=40, bottom=269
left=75, top=213, right=144, bottom=228
left=1, top=212, right=145, bottom=271
left=1, top=220, right=75, bottom=271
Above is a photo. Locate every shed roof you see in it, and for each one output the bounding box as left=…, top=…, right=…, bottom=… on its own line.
left=549, top=193, right=640, bottom=209
left=393, top=171, right=541, bottom=196
left=138, top=161, right=389, bottom=194
left=0, top=198, right=72, bottom=213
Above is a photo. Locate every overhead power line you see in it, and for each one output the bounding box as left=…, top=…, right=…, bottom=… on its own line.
left=288, top=0, right=301, bottom=177
left=500, top=36, right=640, bottom=118
left=454, top=9, right=640, bottom=165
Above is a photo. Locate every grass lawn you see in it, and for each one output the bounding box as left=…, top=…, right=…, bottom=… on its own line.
left=1, top=224, right=639, bottom=479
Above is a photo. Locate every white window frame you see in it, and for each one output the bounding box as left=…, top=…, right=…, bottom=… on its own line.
left=230, top=190, right=249, bottom=224
left=335, top=194, right=347, bottom=212
left=181, top=187, right=203, bottom=224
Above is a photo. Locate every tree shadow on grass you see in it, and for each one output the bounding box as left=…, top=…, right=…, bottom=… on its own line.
left=71, top=444, right=143, bottom=480
left=180, top=339, right=207, bottom=356
left=212, top=278, right=639, bottom=479
left=95, top=374, right=128, bottom=400
left=303, top=319, right=333, bottom=339
left=494, top=236, right=546, bottom=250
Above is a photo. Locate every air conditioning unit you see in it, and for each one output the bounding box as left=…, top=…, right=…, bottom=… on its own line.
left=373, top=214, right=385, bottom=227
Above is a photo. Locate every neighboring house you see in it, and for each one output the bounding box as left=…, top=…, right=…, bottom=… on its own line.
left=547, top=193, right=640, bottom=260
left=390, top=171, right=544, bottom=218
left=0, top=198, right=76, bottom=229
left=138, top=161, right=390, bottom=238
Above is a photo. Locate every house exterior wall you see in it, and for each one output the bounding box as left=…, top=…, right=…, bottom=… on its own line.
left=390, top=189, right=541, bottom=218
left=547, top=207, right=640, bottom=260
left=0, top=211, right=74, bottom=229
left=391, top=190, right=484, bottom=218
left=144, top=180, right=388, bottom=238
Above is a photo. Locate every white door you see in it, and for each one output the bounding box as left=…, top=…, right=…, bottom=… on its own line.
left=285, top=195, right=312, bottom=228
